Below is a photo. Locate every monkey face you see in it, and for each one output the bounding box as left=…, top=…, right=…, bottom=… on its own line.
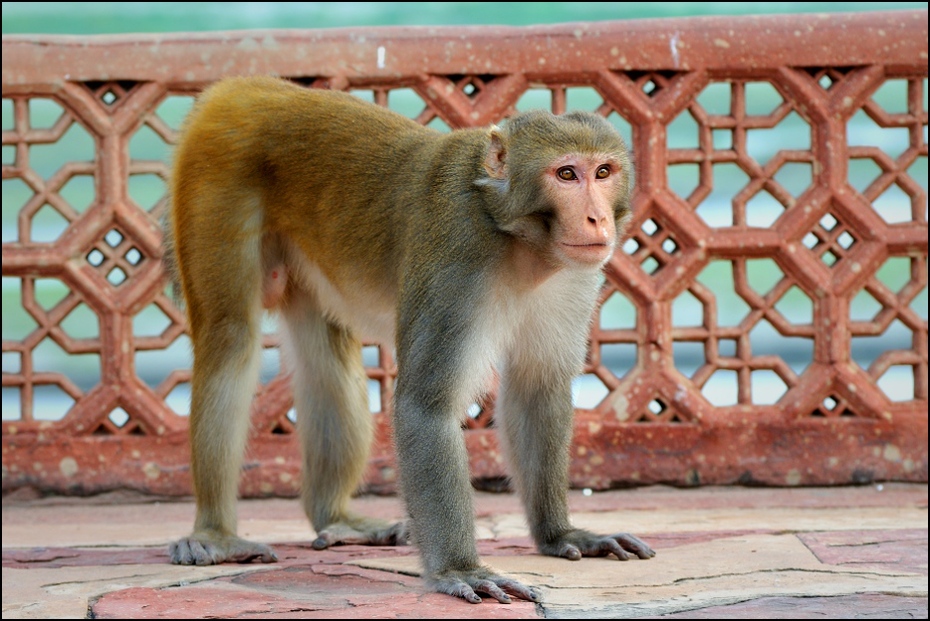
left=541, top=152, right=625, bottom=267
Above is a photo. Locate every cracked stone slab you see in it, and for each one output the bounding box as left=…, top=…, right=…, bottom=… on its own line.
left=1, top=563, right=275, bottom=620
left=351, top=533, right=928, bottom=618
left=483, top=506, right=930, bottom=540
left=90, top=564, right=540, bottom=619
left=645, top=593, right=929, bottom=619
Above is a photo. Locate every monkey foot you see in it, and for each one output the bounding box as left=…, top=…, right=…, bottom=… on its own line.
left=311, top=519, right=409, bottom=549
left=430, top=566, right=542, bottom=604
left=542, top=528, right=656, bottom=561
left=169, top=533, right=278, bottom=565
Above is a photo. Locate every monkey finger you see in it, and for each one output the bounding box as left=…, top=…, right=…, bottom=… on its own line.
left=373, top=521, right=410, bottom=546
left=558, top=542, right=583, bottom=561
left=495, top=578, right=542, bottom=603
left=599, top=537, right=633, bottom=561
left=445, top=582, right=483, bottom=604
left=168, top=540, right=194, bottom=565
left=311, top=534, right=334, bottom=550
left=170, top=538, right=216, bottom=565
left=610, top=533, right=657, bottom=559
left=473, top=579, right=513, bottom=604
left=226, top=543, right=278, bottom=564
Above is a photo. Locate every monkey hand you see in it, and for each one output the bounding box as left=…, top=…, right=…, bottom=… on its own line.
left=429, top=566, right=542, bottom=604
left=311, top=517, right=409, bottom=549
left=170, top=532, right=278, bottom=565
left=541, top=528, right=656, bottom=561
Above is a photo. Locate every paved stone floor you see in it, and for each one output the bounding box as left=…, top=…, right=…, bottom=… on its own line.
left=2, top=483, right=927, bottom=618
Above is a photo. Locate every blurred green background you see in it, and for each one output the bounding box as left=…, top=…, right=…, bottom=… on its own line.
left=2, top=2, right=925, bottom=33
left=2, top=2, right=926, bottom=420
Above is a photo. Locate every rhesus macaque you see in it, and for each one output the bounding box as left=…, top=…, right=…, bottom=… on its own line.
left=166, top=76, right=654, bottom=603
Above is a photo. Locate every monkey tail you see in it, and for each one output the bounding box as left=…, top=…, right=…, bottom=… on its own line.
left=160, top=206, right=185, bottom=309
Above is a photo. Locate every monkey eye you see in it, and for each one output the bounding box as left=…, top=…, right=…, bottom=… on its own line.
left=595, top=166, right=611, bottom=179
left=557, top=167, right=577, bottom=181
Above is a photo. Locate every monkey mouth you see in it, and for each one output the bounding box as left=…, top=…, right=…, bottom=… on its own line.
left=560, top=242, right=613, bottom=264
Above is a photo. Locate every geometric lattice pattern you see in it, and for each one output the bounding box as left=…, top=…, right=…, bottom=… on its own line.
left=2, top=11, right=927, bottom=494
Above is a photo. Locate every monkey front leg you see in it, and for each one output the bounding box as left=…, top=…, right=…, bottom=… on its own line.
left=497, top=374, right=656, bottom=563
left=393, top=397, right=541, bottom=604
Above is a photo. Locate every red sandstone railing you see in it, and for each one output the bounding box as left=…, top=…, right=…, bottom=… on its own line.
left=2, top=11, right=927, bottom=496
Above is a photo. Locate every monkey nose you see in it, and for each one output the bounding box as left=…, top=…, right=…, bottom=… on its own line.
left=585, top=214, right=612, bottom=242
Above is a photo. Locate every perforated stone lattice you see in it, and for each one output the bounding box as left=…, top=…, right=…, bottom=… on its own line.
left=2, top=12, right=927, bottom=494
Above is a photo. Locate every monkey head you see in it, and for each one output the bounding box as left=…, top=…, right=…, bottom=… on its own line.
left=480, top=109, right=633, bottom=270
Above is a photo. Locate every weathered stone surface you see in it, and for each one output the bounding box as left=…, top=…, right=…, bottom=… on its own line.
left=798, top=529, right=929, bottom=574
left=353, top=532, right=928, bottom=619
left=92, top=565, right=540, bottom=619
left=2, top=487, right=926, bottom=619
left=649, top=594, right=929, bottom=619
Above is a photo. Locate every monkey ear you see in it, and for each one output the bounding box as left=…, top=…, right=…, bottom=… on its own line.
left=484, top=127, right=508, bottom=180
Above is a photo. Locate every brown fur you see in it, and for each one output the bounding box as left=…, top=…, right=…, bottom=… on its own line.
left=166, top=76, right=653, bottom=603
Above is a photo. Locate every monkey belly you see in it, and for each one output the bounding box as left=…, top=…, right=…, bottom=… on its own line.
left=285, top=247, right=397, bottom=344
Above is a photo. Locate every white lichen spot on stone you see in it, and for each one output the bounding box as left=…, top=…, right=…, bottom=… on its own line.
left=612, top=393, right=630, bottom=421
left=883, top=444, right=902, bottom=462
left=33, top=462, right=44, bottom=471
left=610, top=46, right=619, bottom=56
left=275, top=456, right=286, bottom=465
left=590, top=454, right=604, bottom=466
left=851, top=262, right=861, bottom=273
left=588, top=421, right=602, bottom=435
left=143, top=462, right=160, bottom=480
left=59, top=457, right=78, bottom=478
left=714, top=39, right=731, bottom=48
left=261, top=35, right=280, bottom=50
left=279, top=472, right=293, bottom=483
left=577, top=445, right=588, bottom=456
left=237, top=38, right=260, bottom=52
left=132, top=450, right=141, bottom=459
left=785, top=469, right=802, bottom=485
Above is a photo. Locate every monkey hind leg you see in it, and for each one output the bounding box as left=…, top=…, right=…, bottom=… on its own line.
left=169, top=206, right=279, bottom=565
left=282, top=293, right=407, bottom=548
